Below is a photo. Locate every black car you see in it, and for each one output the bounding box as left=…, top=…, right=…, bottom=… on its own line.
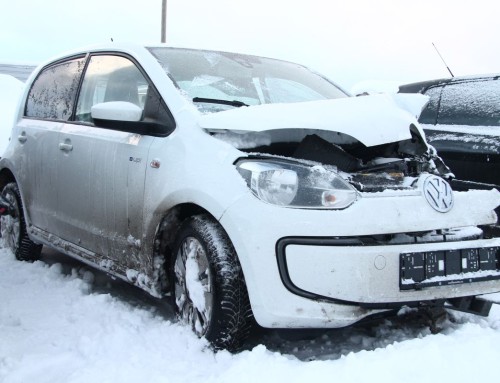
left=399, top=74, right=500, bottom=188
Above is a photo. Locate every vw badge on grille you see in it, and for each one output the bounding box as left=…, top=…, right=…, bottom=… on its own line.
left=423, top=175, right=454, bottom=213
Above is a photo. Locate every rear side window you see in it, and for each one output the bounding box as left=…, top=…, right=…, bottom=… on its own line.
left=25, top=57, right=86, bottom=121
left=438, top=79, right=500, bottom=126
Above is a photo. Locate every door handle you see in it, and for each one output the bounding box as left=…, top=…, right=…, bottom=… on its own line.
left=59, top=143, right=73, bottom=152
left=18, top=134, right=27, bottom=143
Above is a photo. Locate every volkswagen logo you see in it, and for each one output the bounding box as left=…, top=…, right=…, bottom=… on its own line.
left=423, top=175, right=454, bottom=213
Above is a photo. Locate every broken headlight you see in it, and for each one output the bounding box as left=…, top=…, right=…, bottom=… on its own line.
left=236, top=159, right=357, bottom=209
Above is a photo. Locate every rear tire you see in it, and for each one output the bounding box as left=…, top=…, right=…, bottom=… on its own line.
left=171, top=214, right=253, bottom=351
left=0, top=182, right=42, bottom=261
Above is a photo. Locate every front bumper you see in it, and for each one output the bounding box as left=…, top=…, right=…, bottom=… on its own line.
left=277, top=236, right=500, bottom=306
left=219, top=188, right=500, bottom=328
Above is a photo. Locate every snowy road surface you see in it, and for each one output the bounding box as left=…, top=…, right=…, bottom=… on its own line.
left=1, top=246, right=500, bottom=383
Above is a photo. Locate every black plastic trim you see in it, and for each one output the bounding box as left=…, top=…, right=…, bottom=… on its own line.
left=276, top=237, right=359, bottom=306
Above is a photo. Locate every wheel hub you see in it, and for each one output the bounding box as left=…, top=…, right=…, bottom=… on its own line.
left=0, top=193, right=20, bottom=253
left=174, top=236, right=213, bottom=337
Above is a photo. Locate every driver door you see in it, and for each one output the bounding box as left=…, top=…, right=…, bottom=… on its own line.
left=56, top=55, right=153, bottom=266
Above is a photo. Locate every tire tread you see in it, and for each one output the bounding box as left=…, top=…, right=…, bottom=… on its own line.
left=173, top=214, right=254, bottom=351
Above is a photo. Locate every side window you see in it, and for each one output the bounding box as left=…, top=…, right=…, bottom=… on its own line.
left=75, top=55, right=175, bottom=135
left=438, top=79, right=500, bottom=126
left=75, top=55, right=149, bottom=123
left=419, top=86, right=442, bottom=125
left=25, top=57, right=86, bottom=120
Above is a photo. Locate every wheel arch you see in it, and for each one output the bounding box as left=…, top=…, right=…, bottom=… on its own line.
left=152, top=203, right=220, bottom=296
left=0, top=179, right=42, bottom=261
left=0, top=168, right=16, bottom=191
left=0, top=168, right=29, bottom=224
left=155, top=204, right=254, bottom=349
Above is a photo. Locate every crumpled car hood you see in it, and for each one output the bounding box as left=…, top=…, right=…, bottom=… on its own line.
left=198, top=93, right=428, bottom=147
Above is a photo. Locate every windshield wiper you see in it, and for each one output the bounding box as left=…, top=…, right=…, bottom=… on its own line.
left=192, top=97, right=249, bottom=108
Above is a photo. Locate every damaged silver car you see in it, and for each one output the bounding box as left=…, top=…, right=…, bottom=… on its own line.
left=1, top=44, right=499, bottom=350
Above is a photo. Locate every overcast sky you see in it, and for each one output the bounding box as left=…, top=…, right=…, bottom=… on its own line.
left=1, top=0, right=498, bottom=90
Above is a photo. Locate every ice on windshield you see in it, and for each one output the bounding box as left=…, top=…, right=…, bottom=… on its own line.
left=147, top=47, right=347, bottom=112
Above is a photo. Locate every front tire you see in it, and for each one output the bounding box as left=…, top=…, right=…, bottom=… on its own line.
left=0, top=182, right=42, bottom=261
left=172, top=214, right=253, bottom=350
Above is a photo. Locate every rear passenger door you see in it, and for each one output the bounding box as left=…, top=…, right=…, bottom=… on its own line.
left=19, top=57, right=86, bottom=233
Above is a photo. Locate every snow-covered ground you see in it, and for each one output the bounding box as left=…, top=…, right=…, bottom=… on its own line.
left=0, top=74, right=23, bottom=156
left=1, top=74, right=500, bottom=382
left=2, top=247, right=500, bottom=383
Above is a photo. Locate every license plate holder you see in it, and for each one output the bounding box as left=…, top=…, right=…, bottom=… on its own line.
left=400, top=247, right=500, bottom=290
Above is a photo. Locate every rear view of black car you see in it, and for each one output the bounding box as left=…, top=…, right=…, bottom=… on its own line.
left=399, top=75, right=499, bottom=188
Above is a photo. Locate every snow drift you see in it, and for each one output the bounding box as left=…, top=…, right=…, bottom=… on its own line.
left=0, top=74, right=23, bottom=156
left=1, top=248, right=500, bottom=383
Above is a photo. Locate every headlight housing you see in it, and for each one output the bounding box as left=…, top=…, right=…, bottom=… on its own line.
left=236, top=159, right=357, bottom=209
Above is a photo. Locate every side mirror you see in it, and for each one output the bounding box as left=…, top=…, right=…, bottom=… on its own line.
left=91, top=101, right=142, bottom=122
left=90, top=101, right=175, bottom=137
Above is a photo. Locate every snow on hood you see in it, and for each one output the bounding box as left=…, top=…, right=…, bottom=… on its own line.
left=350, top=80, right=401, bottom=95
left=390, top=93, right=429, bottom=119
left=199, top=94, right=427, bottom=147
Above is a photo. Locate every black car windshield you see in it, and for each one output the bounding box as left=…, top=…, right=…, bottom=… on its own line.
left=147, top=47, right=348, bottom=113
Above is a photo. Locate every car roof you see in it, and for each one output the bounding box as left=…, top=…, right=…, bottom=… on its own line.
left=399, top=73, right=500, bottom=94
left=39, top=43, right=299, bottom=69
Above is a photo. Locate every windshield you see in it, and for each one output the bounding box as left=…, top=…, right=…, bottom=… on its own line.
left=147, top=47, right=348, bottom=113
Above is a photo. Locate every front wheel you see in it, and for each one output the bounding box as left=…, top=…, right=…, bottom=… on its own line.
left=172, top=214, right=253, bottom=350
left=0, top=182, right=42, bottom=261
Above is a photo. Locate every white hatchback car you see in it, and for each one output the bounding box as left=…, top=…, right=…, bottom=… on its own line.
left=1, top=44, right=500, bottom=350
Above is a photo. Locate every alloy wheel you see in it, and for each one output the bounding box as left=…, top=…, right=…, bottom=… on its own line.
left=0, top=192, right=20, bottom=253
left=174, top=236, right=214, bottom=336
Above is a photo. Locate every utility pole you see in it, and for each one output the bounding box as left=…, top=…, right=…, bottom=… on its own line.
left=161, top=0, right=167, bottom=43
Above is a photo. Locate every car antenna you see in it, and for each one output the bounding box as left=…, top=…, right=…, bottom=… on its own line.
left=432, top=42, right=454, bottom=78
